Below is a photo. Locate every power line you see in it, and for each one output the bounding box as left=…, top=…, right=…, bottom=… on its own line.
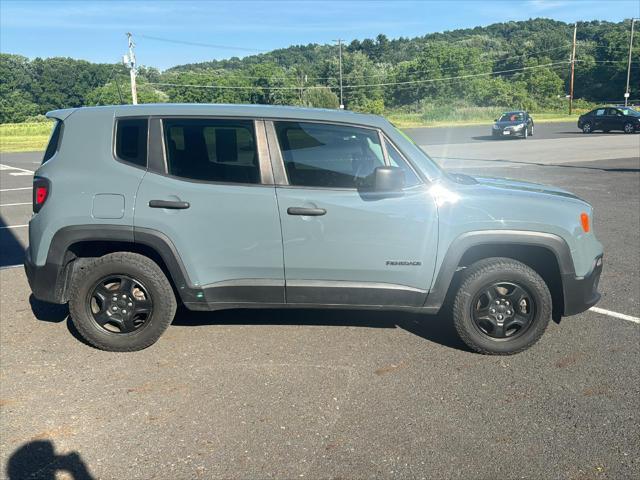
left=136, top=33, right=268, bottom=53
left=143, top=61, right=570, bottom=91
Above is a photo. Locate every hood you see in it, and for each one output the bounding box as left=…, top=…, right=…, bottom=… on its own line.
left=464, top=175, right=584, bottom=201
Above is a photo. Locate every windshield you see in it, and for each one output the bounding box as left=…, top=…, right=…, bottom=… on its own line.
left=620, top=107, right=640, bottom=117
left=498, top=112, right=525, bottom=122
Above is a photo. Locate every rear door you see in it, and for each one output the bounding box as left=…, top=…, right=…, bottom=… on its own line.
left=268, top=120, right=439, bottom=307
left=134, top=118, right=284, bottom=305
left=593, top=108, right=606, bottom=130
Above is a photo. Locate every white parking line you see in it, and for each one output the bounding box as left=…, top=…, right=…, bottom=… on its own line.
left=0, top=163, right=35, bottom=174
left=0, top=202, right=31, bottom=207
left=0, top=187, right=32, bottom=192
left=0, top=224, right=28, bottom=230
left=590, top=307, right=640, bottom=324
left=9, top=172, right=33, bottom=176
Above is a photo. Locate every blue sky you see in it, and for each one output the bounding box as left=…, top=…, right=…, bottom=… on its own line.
left=1, top=0, right=638, bottom=70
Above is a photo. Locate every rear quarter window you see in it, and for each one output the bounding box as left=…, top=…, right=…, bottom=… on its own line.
left=115, top=118, right=148, bottom=168
left=42, top=120, right=63, bottom=164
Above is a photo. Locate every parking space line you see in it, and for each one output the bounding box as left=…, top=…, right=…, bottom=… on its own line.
left=0, top=187, right=32, bottom=192
left=0, top=163, right=35, bottom=174
left=590, top=307, right=640, bottom=324
left=0, top=202, right=31, bottom=207
left=0, top=224, right=28, bottom=230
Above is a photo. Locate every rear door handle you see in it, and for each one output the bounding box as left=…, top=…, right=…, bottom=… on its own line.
left=287, top=207, right=326, bottom=216
left=149, top=200, right=190, bottom=209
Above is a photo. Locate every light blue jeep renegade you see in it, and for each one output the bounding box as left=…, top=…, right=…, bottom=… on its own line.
left=24, top=104, right=603, bottom=354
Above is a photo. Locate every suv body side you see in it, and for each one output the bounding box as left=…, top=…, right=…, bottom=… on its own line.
left=26, top=104, right=603, bottom=320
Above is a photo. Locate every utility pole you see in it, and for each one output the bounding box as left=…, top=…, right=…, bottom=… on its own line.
left=124, top=32, right=138, bottom=105
left=569, top=22, right=577, bottom=115
left=625, top=18, right=637, bottom=107
left=334, top=39, right=344, bottom=109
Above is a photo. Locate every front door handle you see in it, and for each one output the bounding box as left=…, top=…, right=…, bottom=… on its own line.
left=149, top=199, right=190, bottom=209
left=287, top=207, right=326, bottom=216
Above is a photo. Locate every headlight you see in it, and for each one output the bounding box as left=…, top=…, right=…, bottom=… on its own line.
left=513, top=123, right=525, bottom=131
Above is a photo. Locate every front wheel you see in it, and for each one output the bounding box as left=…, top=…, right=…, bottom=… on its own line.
left=624, top=122, right=635, bottom=134
left=69, top=252, right=177, bottom=351
left=582, top=122, right=593, bottom=134
left=452, top=258, right=552, bottom=355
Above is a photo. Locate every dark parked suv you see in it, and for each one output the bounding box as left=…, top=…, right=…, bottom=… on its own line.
left=578, top=106, right=640, bottom=134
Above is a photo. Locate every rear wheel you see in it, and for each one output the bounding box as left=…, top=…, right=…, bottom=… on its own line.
left=69, top=252, right=177, bottom=351
left=452, top=258, right=552, bottom=355
left=582, top=122, right=593, bottom=134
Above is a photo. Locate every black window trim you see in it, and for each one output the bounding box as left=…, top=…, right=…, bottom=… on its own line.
left=112, top=116, right=150, bottom=171
left=155, top=116, right=273, bottom=187
left=42, top=119, right=64, bottom=164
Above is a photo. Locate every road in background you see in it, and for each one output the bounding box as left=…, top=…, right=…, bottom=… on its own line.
left=1, top=123, right=639, bottom=479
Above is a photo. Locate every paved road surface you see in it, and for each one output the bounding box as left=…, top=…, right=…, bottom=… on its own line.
left=1, top=123, right=639, bottom=479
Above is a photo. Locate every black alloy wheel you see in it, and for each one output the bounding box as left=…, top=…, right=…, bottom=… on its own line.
left=470, top=281, right=535, bottom=339
left=88, top=274, right=153, bottom=334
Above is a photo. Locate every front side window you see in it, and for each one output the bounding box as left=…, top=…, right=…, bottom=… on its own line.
left=163, top=119, right=259, bottom=184
left=384, top=139, right=422, bottom=188
left=275, top=121, right=385, bottom=188
left=116, top=118, right=148, bottom=167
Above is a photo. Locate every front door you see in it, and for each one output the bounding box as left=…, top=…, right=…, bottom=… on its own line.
left=268, top=120, right=439, bottom=307
left=135, top=118, right=284, bottom=305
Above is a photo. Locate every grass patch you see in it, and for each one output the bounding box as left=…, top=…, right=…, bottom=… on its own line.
left=0, top=121, right=53, bottom=153
left=387, top=109, right=588, bottom=128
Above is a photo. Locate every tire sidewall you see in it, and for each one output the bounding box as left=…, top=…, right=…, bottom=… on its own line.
left=69, top=255, right=175, bottom=351
left=454, top=263, right=551, bottom=354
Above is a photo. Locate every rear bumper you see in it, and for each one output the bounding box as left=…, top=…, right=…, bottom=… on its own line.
left=562, top=255, right=603, bottom=316
left=24, top=248, right=68, bottom=304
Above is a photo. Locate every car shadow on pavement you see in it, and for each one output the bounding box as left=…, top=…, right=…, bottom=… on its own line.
left=172, top=307, right=470, bottom=352
left=471, top=135, right=521, bottom=141
left=6, top=439, right=95, bottom=480
left=0, top=216, right=25, bottom=268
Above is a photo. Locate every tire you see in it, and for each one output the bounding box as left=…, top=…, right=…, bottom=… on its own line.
left=603, top=129, right=610, bottom=133
left=529, top=125, right=534, bottom=136
left=623, top=122, right=634, bottom=134
left=452, top=257, right=552, bottom=355
left=582, top=122, right=593, bottom=134
left=522, top=127, right=528, bottom=139
left=69, top=252, right=177, bottom=351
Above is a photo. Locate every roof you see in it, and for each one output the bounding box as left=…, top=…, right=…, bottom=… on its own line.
left=47, top=103, right=388, bottom=128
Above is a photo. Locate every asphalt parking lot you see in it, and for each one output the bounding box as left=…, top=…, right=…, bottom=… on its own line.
left=1, top=121, right=639, bottom=479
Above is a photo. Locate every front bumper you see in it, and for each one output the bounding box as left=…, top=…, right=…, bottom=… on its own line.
left=24, top=248, right=69, bottom=304
left=562, top=255, right=603, bottom=316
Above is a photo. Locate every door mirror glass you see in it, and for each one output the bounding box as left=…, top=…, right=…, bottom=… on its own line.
left=374, top=166, right=405, bottom=192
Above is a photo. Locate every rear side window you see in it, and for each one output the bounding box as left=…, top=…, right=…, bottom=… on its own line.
left=42, top=120, right=63, bottom=164
left=595, top=109, right=605, bottom=116
left=275, top=121, right=385, bottom=189
left=163, top=119, right=259, bottom=184
left=115, top=118, right=148, bottom=167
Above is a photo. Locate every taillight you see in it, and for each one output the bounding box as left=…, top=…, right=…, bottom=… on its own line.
left=33, top=177, right=50, bottom=213
left=580, top=212, right=590, bottom=233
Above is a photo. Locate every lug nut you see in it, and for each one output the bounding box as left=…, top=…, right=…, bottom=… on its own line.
left=128, top=302, right=133, bottom=307
left=122, top=294, right=127, bottom=299
left=112, top=306, right=118, bottom=311
left=490, top=308, right=495, bottom=313
left=122, top=309, right=127, bottom=314
left=507, top=310, right=512, bottom=315
left=495, top=300, right=500, bottom=304
left=497, top=315, right=503, bottom=320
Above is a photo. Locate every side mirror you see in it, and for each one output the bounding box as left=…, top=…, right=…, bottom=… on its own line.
left=494, top=119, right=498, bottom=122
left=374, top=166, right=405, bottom=192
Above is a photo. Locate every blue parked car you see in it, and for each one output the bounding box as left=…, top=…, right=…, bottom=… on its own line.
left=25, top=104, right=603, bottom=354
